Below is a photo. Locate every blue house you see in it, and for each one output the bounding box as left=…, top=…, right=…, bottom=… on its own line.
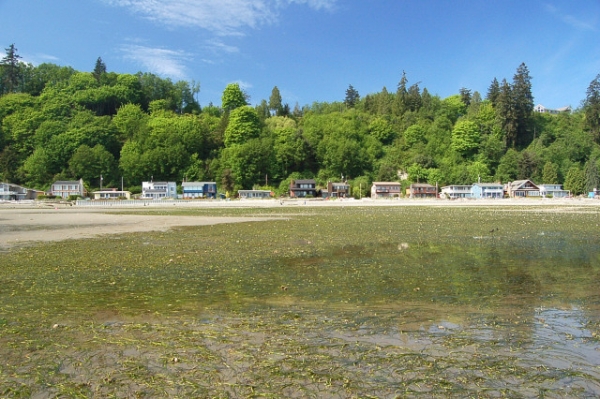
left=182, top=181, right=217, bottom=199
left=471, top=183, right=504, bottom=199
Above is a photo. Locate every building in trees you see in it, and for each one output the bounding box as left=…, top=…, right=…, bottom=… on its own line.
left=533, top=104, right=571, bottom=114
left=50, top=179, right=86, bottom=199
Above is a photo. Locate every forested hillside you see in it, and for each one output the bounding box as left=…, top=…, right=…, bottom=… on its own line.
left=1, top=44, right=600, bottom=196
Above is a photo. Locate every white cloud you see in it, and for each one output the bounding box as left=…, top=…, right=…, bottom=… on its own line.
left=103, top=0, right=336, bottom=35
left=121, top=44, right=191, bottom=79
left=544, top=3, right=597, bottom=32
left=204, top=39, right=239, bottom=54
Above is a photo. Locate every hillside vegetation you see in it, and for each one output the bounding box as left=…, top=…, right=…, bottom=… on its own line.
left=1, top=44, right=600, bottom=196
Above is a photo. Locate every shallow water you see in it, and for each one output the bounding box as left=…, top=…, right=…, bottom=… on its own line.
left=1, top=206, right=600, bottom=397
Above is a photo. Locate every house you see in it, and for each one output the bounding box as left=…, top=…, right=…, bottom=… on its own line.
left=371, top=182, right=401, bottom=198
left=506, top=180, right=540, bottom=197
left=93, top=188, right=131, bottom=200
left=406, top=183, right=437, bottom=199
left=182, top=181, right=217, bottom=199
left=322, top=181, right=350, bottom=198
left=440, top=185, right=471, bottom=199
left=471, top=182, right=504, bottom=199
left=238, top=189, right=272, bottom=199
left=534, top=104, right=572, bottom=115
left=142, top=181, right=177, bottom=199
left=539, top=184, right=569, bottom=198
left=289, top=179, right=317, bottom=198
left=50, top=179, right=86, bottom=199
left=0, top=182, right=38, bottom=201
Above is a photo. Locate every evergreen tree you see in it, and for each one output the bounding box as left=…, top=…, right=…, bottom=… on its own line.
left=92, top=57, right=106, bottom=82
left=584, top=74, right=600, bottom=143
left=496, top=78, right=517, bottom=147
left=459, top=87, right=472, bottom=107
left=344, top=84, right=360, bottom=108
left=542, top=161, right=559, bottom=184
left=487, top=77, right=500, bottom=107
left=1, top=44, right=23, bottom=94
left=584, top=158, right=599, bottom=192
left=406, top=83, right=421, bottom=112
left=394, top=71, right=408, bottom=115
left=269, top=86, right=283, bottom=116
left=511, top=63, right=534, bottom=147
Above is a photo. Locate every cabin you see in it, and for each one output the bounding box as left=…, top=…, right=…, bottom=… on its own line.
left=238, top=190, right=272, bottom=199
left=406, top=183, right=437, bottom=199
left=322, top=181, right=350, bottom=198
left=49, top=179, right=86, bottom=199
left=289, top=179, right=317, bottom=198
left=182, top=181, right=217, bottom=199
left=506, top=180, right=540, bottom=197
left=141, top=181, right=177, bottom=199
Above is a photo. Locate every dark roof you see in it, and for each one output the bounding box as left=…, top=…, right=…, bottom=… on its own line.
left=293, top=179, right=316, bottom=184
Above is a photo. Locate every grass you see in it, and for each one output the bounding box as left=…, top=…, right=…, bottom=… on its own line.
left=1, top=205, right=600, bottom=397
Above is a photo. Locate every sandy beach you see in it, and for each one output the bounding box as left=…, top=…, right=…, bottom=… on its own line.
left=1, top=197, right=598, bottom=250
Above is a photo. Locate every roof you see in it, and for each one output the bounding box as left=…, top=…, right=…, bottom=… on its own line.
left=293, top=179, right=316, bottom=184
left=410, top=183, right=436, bottom=188
left=509, top=180, right=539, bottom=190
left=53, top=180, right=82, bottom=185
left=182, top=181, right=216, bottom=187
left=372, top=181, right=400, bottom=185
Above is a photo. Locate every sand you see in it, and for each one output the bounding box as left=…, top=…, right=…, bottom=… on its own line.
left=1, top=197, right=598, bottom=250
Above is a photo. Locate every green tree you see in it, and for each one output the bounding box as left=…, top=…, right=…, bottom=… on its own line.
left=564, top=165, right=585, bottom=195
left=69, top=144, right=116, bottom=185
left=459, top=87, right=472, bottom=107
left=344, top=84, right=360, bottom=108
left=487, top=77, right=500, bottom=107
left=92, top=57, right=106, bottom=82
left=451, top=120, right=480, bottom=156
left=269, top=86, right=283, bottom=116
left=584, top=158, right=599, bottom=192
left=221, top=83, right=247, bottom=112
left=224, top=106, right=261, bottom=147
left=1, top=44, right=23, bottom=94
left=541, top=161, right=559, bottom=184
left=512, top=63, right=534, bottom=147
left=584, top=74, right=600, bottom=143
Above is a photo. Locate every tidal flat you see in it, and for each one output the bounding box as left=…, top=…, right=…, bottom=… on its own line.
left=1, top=205, right=600, bottom=398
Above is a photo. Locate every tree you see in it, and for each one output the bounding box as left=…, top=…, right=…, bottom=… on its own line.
left=1, top=44, right=23, bottom=94
left=451, top=120, right=480, bottom=156
left=487, top=77, right=500, bottom=107
left=221, top=83, right=247, bottom=112
left=92, top=57, right=106, bottom=82
left=584, top=158, right=600, bottom=192
left=564, top=165, right=585, bottom=195
left=511, top=63, right=534, bottom=147
left=542, top=161, right=559, bottom=184
left=344, top=84, right=360, bottom=108
left=224, top=106, right=261, bottom=147
left=459, top=87, right=472, bottom=107
left=497, top=78, right=517, bottom=148
left=269, top=86, right=283, bottom=116
left=584, top=74, right=600, bottom=143
left=69, top=144, right=115, bottom=184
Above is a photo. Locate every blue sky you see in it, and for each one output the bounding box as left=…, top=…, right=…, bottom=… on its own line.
left=1, top=0, right=599, bottom=110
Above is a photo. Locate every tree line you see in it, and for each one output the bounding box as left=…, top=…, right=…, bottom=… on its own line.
left=1, top=43, right=600, bottom=196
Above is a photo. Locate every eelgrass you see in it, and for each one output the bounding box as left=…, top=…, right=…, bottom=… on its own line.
left=1, top=206, right=600, bottom=397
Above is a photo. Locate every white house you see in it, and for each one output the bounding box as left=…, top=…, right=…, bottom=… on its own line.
left=142, top=181, right=177, bottom=199
left=238, top=189, right=272, bottom=199
left=539, top=184, right=569, bottom=198
left=0, top=182, right=37, bottom=200
left=440, top=185, right=472, bottom=199
left=534, top=104, right=571, bottom=115
left=50, top=179, right=86, bottom=198
left=93, top=189, right=131, bottom=200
